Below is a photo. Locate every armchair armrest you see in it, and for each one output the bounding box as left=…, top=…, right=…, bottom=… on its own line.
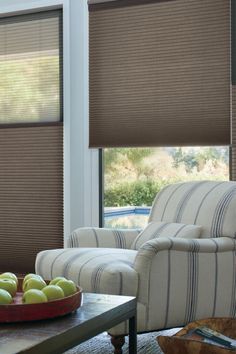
left=67, top=227, right=141, bottom=249
left=135, top=236, right=236, bottom=257
left=133, top=237, right=236, bottom=329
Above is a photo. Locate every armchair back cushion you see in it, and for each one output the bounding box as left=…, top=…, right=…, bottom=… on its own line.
left=149, top=181, right=236, bottom=238
left=131, top=221, right=201, bottom=250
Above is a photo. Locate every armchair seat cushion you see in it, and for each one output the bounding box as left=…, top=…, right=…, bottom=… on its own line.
left=36, top=248, right=138, bottom=296
left=131, top=221, right=202, bottom=250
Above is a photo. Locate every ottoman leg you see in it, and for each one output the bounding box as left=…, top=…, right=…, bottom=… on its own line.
left=110, top=335, right=125, bottom=354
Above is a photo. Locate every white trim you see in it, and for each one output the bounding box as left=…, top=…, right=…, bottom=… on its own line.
left=88, top=0, right=118, bottom=4
left=68, top=0, right=99, bottom=232
left=62, top=0, right=71, bottom=245
left=81, top=0, right=99, bottom=227
left=0, top=0, right=100, bottom=244
left=0, top=0, right=63, bottom=16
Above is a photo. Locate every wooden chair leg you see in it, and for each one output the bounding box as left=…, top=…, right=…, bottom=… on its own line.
left=110, top=335, right=125, bottom=354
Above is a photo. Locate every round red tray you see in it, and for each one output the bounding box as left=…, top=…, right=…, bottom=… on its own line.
left=0, top=278, right=82, bottom=322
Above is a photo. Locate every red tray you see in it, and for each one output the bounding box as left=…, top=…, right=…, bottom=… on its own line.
left=0, top=278, right=82, bottom=322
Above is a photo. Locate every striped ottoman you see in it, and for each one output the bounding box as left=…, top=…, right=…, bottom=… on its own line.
left=35, top=247, right=138, bottom=296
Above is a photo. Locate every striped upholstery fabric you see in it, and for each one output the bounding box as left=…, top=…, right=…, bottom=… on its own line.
left=149, top=181, right=236, bottom=238
left=131, top=221, right=201, bottom=250
left=36, top=248, right=138, bottom=296
left=35, top=181, right=236, bottom=336
left=67, top=227, right=141, bottom=249
left=134, top=236, right=236, bottom=330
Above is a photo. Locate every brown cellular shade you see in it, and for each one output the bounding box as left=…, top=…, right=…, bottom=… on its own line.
left=89, top=0, right=231, bottom=147
left=0, top=125, right=63, bottom=274
left=0, top=10, right=62, bottom=124
left=0, top=10, right=63, bottom=273
left=231, top=86, right=236, bottom=181
left=231, top=0, right=236, bottom=181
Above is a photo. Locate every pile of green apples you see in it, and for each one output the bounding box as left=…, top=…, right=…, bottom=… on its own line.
left=0, top=272, right=77, bottom=305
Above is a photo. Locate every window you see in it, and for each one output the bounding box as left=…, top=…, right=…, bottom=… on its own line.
left=103, top=147, right=229, bottom=229
left=0, top=10, right=63, bottom=273
left=0, top=10, right=62, bottom=124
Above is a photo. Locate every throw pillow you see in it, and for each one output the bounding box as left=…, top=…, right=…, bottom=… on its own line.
left=131, top=221, right=202, bottom=250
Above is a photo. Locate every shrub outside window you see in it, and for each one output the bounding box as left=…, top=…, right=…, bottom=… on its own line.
left=103, top=147, right=229, bottom=229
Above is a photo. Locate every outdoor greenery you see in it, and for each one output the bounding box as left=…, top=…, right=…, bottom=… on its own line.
left=104, top=147, right=229, bottom=207
left=105, top=180, right=166, bottom=207
left=0, top=56, right=59, bottom=123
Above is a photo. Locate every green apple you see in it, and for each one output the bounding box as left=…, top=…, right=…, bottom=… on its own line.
left=22, top=289, right=48, bottom=304
left=42, top=285, right=64, bottom=301
left=0, top=272, right=18, bottom=285
left=0, top=289, right=12, bottom=304
left=57, top=279, right=77, bottom=297
left=23, top=278, right=46, bottom=292
left=23, top=274, right=44, bottom=287
left=0, top=279, right=17, bottom=297
left=49, top=276, right=66, bottom=286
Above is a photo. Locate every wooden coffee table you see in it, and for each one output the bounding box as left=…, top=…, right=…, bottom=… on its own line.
left=0, top=293, right=137, bottom=354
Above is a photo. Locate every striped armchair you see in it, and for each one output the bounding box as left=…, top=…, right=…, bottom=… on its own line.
left=35, top=181, right=236, bottom=350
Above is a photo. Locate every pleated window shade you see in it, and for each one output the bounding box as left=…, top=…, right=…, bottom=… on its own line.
left=232, top=86, right=236, bottom=180
left=0, top=10, right=62, bottom=124
left=0, top=10, right=63, bottom=273
left=231, top=0, right=236, bottom=181
left=89, top=0, right=231, bottom=148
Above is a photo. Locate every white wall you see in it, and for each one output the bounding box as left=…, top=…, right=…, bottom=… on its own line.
left=68, top=0, right=99, bottom=233
left=0, top=0, right=100, bottom=242
left=0, top=0, right=38, bottom=6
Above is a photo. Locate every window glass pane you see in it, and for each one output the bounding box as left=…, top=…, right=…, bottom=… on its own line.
left=0, top=11, right=62, bottom=124
left=104, top=147, right=229, bottom=229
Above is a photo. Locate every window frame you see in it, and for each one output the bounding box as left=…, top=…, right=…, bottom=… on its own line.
left=101, top=146, right=231, bottom=229
left=0, top=0, right=100, bottom=241
left=0, top=8, right=63, bottom=127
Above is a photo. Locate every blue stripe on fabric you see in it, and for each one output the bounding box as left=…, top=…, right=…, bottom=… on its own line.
left=149, top=184, right=174, bottom=221
left=91, top=260, right=133, bottom=294
left=189, top=251, right=199, bottom=322
left=62, top=249, right=91, bottom=278
left=50, top=249, right=72, bottom=279
left=71, top=233, right=79, bottom=247
left=92, top=228, right=99, bottom=247
left=113, top=230, right=126, bottom=249
left=211, top=239, right=219, bottom=316
left=193, top=182, right=225, bottom=225
left=230, top=251, right=236, bottom=317
left=160, top=183, right=185, bottom=220
left=151, top=223, right=170, bottom=238
left=91, top=263, right=107, bottom=293
left=184, top=242, right=199, bottom=324
left=67, top=234, right=75, bottom=247
left=211, top=185, right=236, bottom=237
left=77, top=251, right=111, bottom=286
left=133, top=222, right=175, bottom=249
left=174, top=224, right=187, bottom=237
left=163, top=249, right=171, bottom=328
left=36, top=250, right=57, bottom=277
left=175, top=181, right=207, bottom=223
